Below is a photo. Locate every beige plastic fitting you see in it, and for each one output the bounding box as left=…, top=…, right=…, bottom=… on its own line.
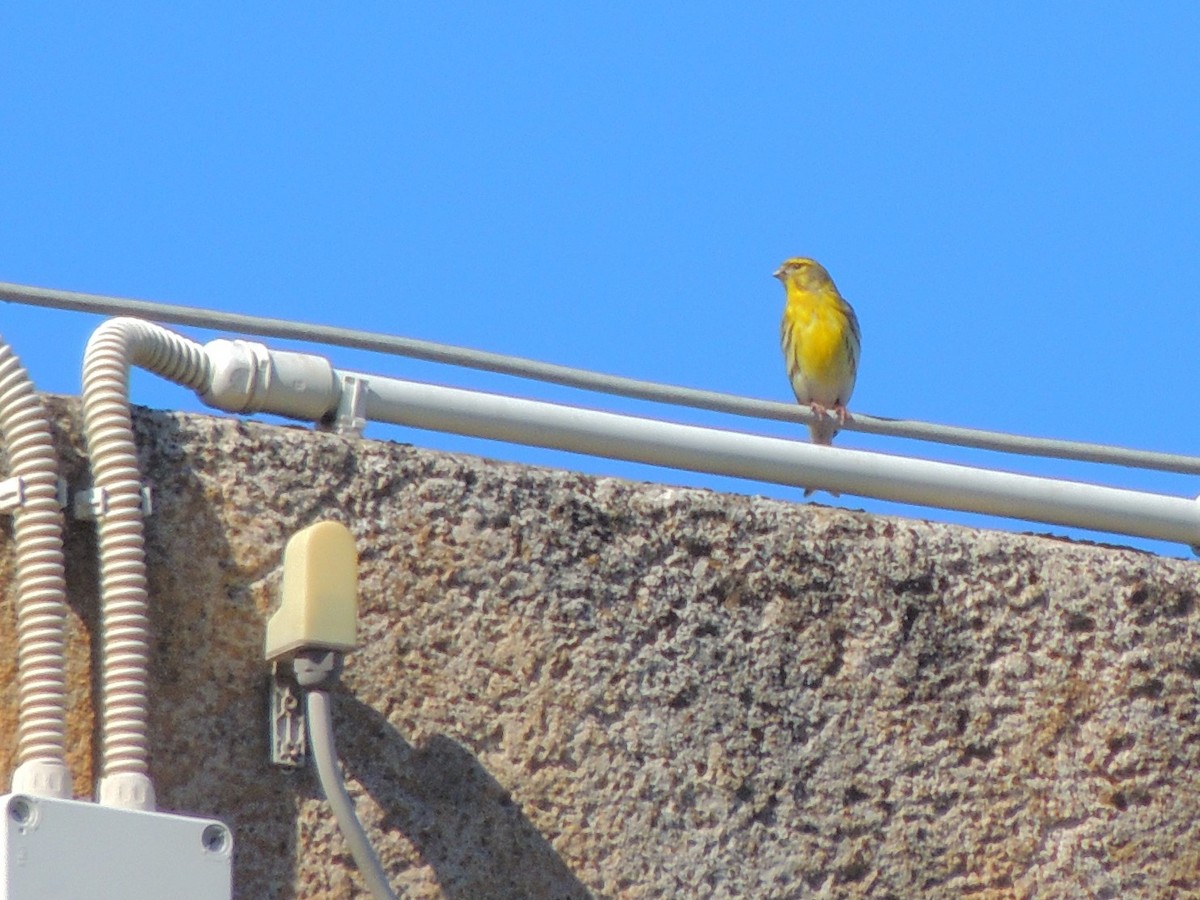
left=265, top=521, right=359, bottom=660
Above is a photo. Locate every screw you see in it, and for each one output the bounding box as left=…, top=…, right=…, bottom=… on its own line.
left=201, top=823, right=230, bottom=854
left=8, top=797, right=34, bottom=827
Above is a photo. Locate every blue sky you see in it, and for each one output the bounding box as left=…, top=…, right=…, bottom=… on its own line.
left=1, top=4, right=1197, bottom=557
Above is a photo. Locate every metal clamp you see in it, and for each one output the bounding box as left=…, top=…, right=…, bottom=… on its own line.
left=328, top=374, right=368, bottom=437
left=73, top=485, right=154, bottom=520
left=0, top=476, right=70, bottom=514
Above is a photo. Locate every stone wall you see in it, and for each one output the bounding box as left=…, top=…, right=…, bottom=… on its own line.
left=1, top=397, right=1198, bottom=898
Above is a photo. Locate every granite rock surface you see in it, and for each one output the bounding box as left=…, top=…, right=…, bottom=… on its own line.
left=0, top=398, right=1197, bottom=898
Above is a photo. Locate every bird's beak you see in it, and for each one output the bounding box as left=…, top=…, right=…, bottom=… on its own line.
left=772, top=267, right=785, bottom=281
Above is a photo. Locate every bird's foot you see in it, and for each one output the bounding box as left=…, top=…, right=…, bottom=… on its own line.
left=832, top=404, right=852, bottom=426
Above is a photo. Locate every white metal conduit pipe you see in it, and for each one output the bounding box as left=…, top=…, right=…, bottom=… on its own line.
left=355, top=377, right=1200, bottom=550
left=193, top=337, right=1200, bottom=550
left=0, top=336, right=72, bottom=799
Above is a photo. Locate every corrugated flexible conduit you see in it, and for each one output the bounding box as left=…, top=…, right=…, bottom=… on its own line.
left=81, top=318, right=212, bottom=809
left=0, top=336, right=72, bottom=799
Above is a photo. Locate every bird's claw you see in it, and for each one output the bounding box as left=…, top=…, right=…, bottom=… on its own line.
left=809, top=402, right=852, bottom=427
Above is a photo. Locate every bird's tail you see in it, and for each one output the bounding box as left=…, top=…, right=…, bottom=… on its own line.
left=807, top=420, right=838, bottom=446
left=803, top=420, right=840, bottom=497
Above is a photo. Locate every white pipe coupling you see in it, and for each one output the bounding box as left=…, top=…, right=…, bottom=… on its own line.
left=201, top=340, right=339, bottom=422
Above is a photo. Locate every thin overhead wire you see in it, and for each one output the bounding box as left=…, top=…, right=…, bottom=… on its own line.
left=3, top=279, right=1199, bottom=476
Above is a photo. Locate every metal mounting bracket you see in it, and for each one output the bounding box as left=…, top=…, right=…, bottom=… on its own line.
left=329, top=374, right=368, bottom=437
left=269, top=661, right=307, bottom=770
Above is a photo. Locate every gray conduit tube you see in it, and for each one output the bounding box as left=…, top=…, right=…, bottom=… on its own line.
left=306, top=688, right=398, bottom=900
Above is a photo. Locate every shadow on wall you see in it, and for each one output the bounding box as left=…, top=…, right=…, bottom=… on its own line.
left=339, top=696, right=594, bottom=900
left=105, top=406, right=588, bottom=898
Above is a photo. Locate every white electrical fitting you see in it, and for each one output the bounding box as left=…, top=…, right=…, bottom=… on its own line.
left=0, top=336, right=72, bottom=799
left=0, top=793, right=232, bottom=898
left=202, top=338, right=337, bottom=421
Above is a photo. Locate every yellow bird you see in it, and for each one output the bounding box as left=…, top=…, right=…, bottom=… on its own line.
left=776, top=257, right=861, bottom=445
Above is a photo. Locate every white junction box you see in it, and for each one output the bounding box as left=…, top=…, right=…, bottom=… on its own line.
left=0, top=794, right=232, bottom=899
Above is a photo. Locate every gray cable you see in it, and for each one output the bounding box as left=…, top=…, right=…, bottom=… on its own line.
left=3, top=280, right=1198, bottom=475
left=306, top=689, right=399, bottom=900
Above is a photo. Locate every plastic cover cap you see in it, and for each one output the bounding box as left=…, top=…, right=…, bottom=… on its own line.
left=265, top=521, right=359, bottom=660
